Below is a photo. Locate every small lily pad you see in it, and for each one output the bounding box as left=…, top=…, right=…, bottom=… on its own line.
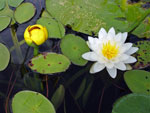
left=112, top=93, right=150, bottom=113
left=0, top=16, right=11, bottom=31
left=0, top=43, right=10, bottom=71
left=0, top=0, right=5, bottom=10
left=124, top=70, right=150, bottom=95
left=37, top=17, right=65, bottom=39
left=28, top=52, right=70, bottom=74
left=14, top=2, right=36, bottom=24
left=60, top=34, right=90, bottom=66
left=8, top=0, right=24, bottom=7
left=132, top=41, right=150, bottom=69
left=12, top=90, right=56, bottom=113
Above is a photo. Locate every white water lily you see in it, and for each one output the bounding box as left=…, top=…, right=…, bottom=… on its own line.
left=82, top=27, right=138, bottom=78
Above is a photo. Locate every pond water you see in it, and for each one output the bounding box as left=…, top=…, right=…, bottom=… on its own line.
left=0, top=0, right=150, bottom=113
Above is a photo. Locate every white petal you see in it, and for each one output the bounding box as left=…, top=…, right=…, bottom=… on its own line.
left=106, top=67, right=117, bottom=78
left=108, top=27, right=115, bottom=36
left=90, top=62, right=105, bottom=73
left=105, top=62, right=114, bottom=69
left=98, top=28, right=107, bottom=39
left=114, top=62, right=126, bottom=71
left=121, top=32, right=128, bottom=43
left=122, top=43, right=133, bottom=52
left=123, top=56, right=137, bottom=63
left=88, top=36, right=94, bottom=44
left=115, top=32, right=122, bottom=42
left=82, top=52, right=98, bottom=61
left=120, top=54, right=129, bottom=61
left=125, top=47, right=139, bottom=55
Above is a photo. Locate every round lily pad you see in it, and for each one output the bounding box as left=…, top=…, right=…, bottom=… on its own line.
left=37, top=17, right=65, bottom=39
left=112, top=93, right=150, bottom=113
left=124, top=70, right=150, bottom=95
left=0, top=16, right=11, bottom=31
left=8, top=0, right=24, bottom=7
left=0, top=0, right=5, bottom=10
left=60, top=34, right=90, bottom=66
left=14, top=2, right=36, bottom=24
left=28, top=52, right=70, bottom=74
left=12, top=90, right=56, bottom=113
left=0, top=43, right=10, bottom=71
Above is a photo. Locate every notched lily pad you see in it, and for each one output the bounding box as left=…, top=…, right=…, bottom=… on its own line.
left=28, top=52, right=70, bottom=74
left=0, top=43, right=10, bottom=71
left=132, top=41, right=150, bottom=69
left=14, top=2, right=36, bottom=24
left=37, top=17, right=65, bottom=39
left=12, top=90, right=56, bottom=113
left=112, top=93, right=150, bottom=113
left=124, top=70, right=150, bottom=95
left=60, top=34, right=90, bottom=66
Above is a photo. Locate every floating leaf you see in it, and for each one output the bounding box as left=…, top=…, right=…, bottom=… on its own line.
left=28, top=52, right=70, bottom=74
left=8, top=0, right=24, bottom=7
left=0, top=43, right=10, bottom=71
left=60, top=34, right=89, bottom=66
left=132, top=41, right=150, bottom=69
left=0, top=0, right=5, bottom=10
left=46, top=0, right=150, bottom=37
left=14, top=2, right=36, bottom=24
left=37, top=17, right=65, bottom=39
left=51, top=85, right=65, bottom=110
left=0, top=16, right=11, bottom=31
left=112, top=93, right=150, bottom=113
left=12, top=90, right=56, bottom=113
left=124, top=70, right=150, bottom=95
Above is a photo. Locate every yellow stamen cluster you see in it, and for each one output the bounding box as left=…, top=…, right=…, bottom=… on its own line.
left=102, top=41, right=119, bottom=60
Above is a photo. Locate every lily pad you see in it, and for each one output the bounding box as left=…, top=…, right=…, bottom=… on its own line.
left=12, top=90, right=56, bottom=113
left=8, top=0, right=24, bottom=7
left=124, top=70, right=150, bottom=95
left=112, top=93, right=150, bottom=113
left=46, top=0, right=150, bottom=37
left=60, top=34, right=90, bottom=66
left=0, top=0, right=5, bottom=10
left=37, top=17, right=65, bottom=39
left=28, top=52, right=70, bottom=74
left=132, top=41, right=150, bottom=69
left=0, top=43, right=10, bottom=71
left=14, top=2, right=36, bottom=24
left=0, top=16, right=11, bottom=31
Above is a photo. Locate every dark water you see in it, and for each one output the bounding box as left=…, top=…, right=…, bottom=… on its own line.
left=0, top=0, right=148, bottom=113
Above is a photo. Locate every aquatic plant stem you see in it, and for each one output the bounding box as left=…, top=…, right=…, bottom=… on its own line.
left=98, top=86, right=105, bottom=113
left=10, top=25, right=23, bottom=63
left=46, top=75, right=49, bottom=98
left=33, top=46, right=39, bottom=56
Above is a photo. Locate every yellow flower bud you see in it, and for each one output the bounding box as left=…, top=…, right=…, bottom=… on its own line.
left=24, top=24, right=48, bottom=47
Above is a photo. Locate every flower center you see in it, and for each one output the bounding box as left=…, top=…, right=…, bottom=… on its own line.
left=102, top=41, right=119, bottom=60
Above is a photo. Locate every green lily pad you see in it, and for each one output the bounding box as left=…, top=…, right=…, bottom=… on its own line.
left=46, top=0, right=150, bottom=37
left=124, top=70, right=150, bottom=95
left=51, top=85, right=65, bottom=110
left=8, top=0, right=24, bottom=7
left=0, top=0, right=5, bottom=10
left=0, top=43, right=10, bottom=71
left=0, top=16, right=11, bottom=31
left=37, top=17, right=65, bottom=39
left=132, top=41, right=150, bottom=69
left=112, top=93, right=150, bottom=113
left=28, top=52, right=70, bottom=74
left=60, top=34, right=90, bottom=66
left=12, top=90, right=56, bottom=113
left=14, top=2, right=36, bottom=24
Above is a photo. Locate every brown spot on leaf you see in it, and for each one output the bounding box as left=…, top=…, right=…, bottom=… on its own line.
left=59, top=62, right=62, bottom=64
left=48, top=64, right=50, bottom=66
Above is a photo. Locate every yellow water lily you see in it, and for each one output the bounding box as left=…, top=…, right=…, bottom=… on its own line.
left=24, top=24, right=48, bottom=46
left=82, top=27, right=138, bottom=78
